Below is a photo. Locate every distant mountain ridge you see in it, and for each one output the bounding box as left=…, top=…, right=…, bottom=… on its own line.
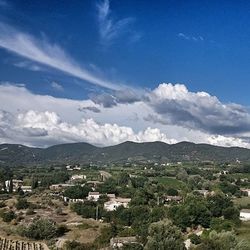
left=0, top=141, right=250, bottom=166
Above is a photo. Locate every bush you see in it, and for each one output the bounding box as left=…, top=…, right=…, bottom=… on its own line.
left=19, top=219, right=58, bottom=240
left=26, top=208, right=35, bottom=215
left=64, top=240, right=96, bottom=250
left=0, top=201, right=6, bottom=208
left=16, top=198, right=29, bottom=210
left=189, top=233, right=201, bottom=245
left=2, top=210, right=16, bottom=222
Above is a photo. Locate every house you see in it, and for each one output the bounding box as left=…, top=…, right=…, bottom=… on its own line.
left=241, top=189, right=250, bottom=197
left=194, top=190, right=210, bottom=197
left=13, top=179, right=23, bottom=188
left=63, top=197, right=84, bottom=203
left=4, top=179, right=24, bottom=192
left=195, top=190, right=209, bottom=196
left=104, top=201, right=122, bottom=211
left=240, top=209, right=250, bottom=221
left=110, top=237, right=138, bottom=249
left=165, top=195, right=182, bottom=203
left=70, top=175, right=86, bottom=181
left=49, top=184, right=75, bottom=191
left=21, top=186, right=32, bottom=193
left=107, top=193, right=116, bottom=199
left=87, top=192, right=100, bottom=201
left=104, top=197, right=131, bottom=211
left=66, top=165, right=73, bottom=171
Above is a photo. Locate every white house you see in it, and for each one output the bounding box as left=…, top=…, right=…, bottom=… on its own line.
left=87, top=192, right=100, bottom=201
left=240, top=209, right=250, bottom=221
left=21, top=186, right=32, bottom=193
left=241, top=189, right=250, bottom=197
left=50, top=184, right=75, bottom=191
left=107, top=193, right=116, bottom=199
left=63, top=197, right=84, bottom=203
left=104, top=197, right=131, bottom=211
left=70, top=175, right=86, bottom=181
left=110, top=237, right=138, bottom=249
left=104, top=201, right=122, bottom=211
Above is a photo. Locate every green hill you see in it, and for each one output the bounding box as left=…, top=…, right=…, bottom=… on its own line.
left=0, top=141, right=250, bottom=166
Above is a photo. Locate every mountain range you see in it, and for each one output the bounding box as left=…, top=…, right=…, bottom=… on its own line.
left=0, top=141, right=250, bottom=166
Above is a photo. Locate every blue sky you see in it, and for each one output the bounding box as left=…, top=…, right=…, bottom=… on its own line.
left=1, top=0, right=250, bottom=148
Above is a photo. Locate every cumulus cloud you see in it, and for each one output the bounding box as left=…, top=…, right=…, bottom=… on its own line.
left=0, top=22, right=124, bottom=90
left=1, top=82, right=250, bottom=148
left=96, top=0, right=139, bottom=45
left=146, top=83, right=250, bottom=135
left=0, top=109, right=176, bottom=147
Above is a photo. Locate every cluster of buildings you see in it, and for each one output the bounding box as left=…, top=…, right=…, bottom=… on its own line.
left=104, top=195, right=131, bottom=211
left=62, top=190, right=131, bottom=211
left=66, top=165, right=81, bottom=171
left=4, top=179, right=32, bottom=193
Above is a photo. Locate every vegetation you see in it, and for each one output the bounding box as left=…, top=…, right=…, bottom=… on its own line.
left=0, top=143, right=250, bottom=249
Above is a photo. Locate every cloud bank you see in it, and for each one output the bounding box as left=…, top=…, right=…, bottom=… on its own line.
left=0, top=109, right=176, bottom=147
left=1, top=83, right=250, bottom=148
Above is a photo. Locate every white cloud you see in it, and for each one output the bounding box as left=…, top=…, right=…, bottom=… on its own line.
left=147, top=83, right=250, bottom=135
left=1, top=83, right=250, bottom=148
left=51, top=81, right=64, bottom=92
left=178, top=33, right=204, bottom=42
left=0, top=109, right=176, bottom=147
left=0, top=22, right=124, bottom=90
left=96, top=0, right=138, bottom=45
left=13, top=61, right=44, bottom=71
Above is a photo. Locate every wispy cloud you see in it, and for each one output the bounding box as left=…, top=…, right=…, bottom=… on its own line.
left=0, top=22, right=124, bottom=90
left=51, top=81, right=64, bottom=92
left=13, top=61, right=43, bottom=71
left=96, top=0, right=138, bottom=45
left=178, top=32, right=204, bottom=42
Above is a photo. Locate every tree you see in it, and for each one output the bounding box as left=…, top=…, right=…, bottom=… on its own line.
left=167, top=188, right=178, bottom=196
left=31, top=178, right=39, bottom=189
left=144, top=220, right=185, bottom=250
left=189, top=233, right=201, bottom=245
left=207, top=193, right=233, bottom=217
left=2, top=210, right=16, bottom=222
left=169, top=196, right=211, bottom=229
left=222, top=206, right=240, bottom=224
left=195, top=231, right=250, bottom=250
left=19, top=218, right=59, bottom=240
left=64, top=185, right=91, bottom=199
left=118, top=173, right=130, bottom=186
left=123, top=243, right=143, bottom=250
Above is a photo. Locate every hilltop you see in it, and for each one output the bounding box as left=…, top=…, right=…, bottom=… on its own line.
left=0, top=141, right=250, bottom=166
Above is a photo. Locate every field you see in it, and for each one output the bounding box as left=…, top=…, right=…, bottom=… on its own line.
left=237, top=221, right=250, bottom=245
left=150, top=177, right=186, bottom=189
left=234, top=197, right=250, bottom=208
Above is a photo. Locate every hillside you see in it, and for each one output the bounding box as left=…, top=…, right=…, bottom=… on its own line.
left=0, top=141, right=250, bottom=166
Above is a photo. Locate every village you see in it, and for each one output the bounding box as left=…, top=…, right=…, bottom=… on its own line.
left=0, top=160, right=249, bottom=249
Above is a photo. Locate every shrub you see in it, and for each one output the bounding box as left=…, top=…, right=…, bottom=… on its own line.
left=16, top=198, right=29, bottom=210
left=19, top=218, right=58, bottom=240
left=2, top=210, right=16, bottom=223
left=189, top=233, right=201, bottom=245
